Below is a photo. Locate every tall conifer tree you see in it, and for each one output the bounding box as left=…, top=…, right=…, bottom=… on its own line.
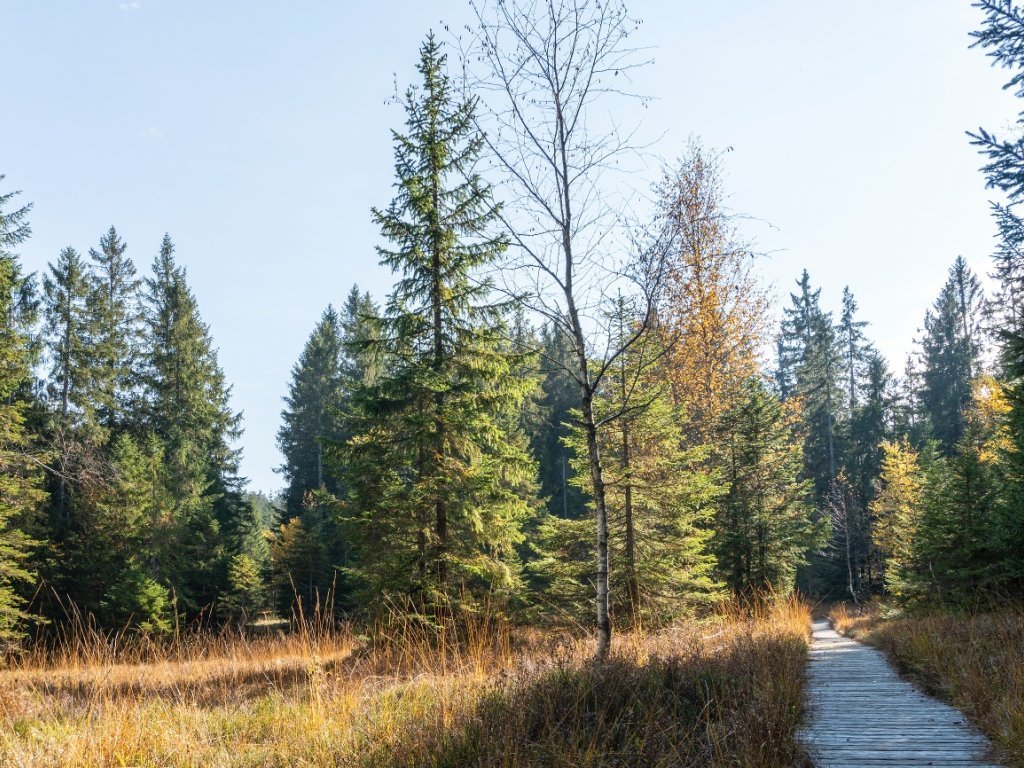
left=342, top=35, right=536, bottom=610
left=87, top=226, right=140, bottom=435
left=919, top=257, right=986, bottom=454
left=714, top=376, right=819, bottom=596
left=0, top=179, right=43, bottom=643
left=778, top=271, right=845, bottom=499
left=142, top=235, right=245, bottom=612
left=274, top=290, right=379, bottom=612
left=278, top=305, right=346, bottom=515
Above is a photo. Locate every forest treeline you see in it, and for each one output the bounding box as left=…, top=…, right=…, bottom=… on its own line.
left=2, top=1, right=1024, bottom=650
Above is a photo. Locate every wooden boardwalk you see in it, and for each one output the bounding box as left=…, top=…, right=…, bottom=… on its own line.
left=801, top=619, right=1004, bottom=767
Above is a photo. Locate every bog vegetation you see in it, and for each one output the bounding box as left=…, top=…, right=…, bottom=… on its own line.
left=0, top=599, right=812, bottom=767
left=2, top=0, right=1024, bottom=765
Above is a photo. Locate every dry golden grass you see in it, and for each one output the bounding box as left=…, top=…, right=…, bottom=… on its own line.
left=828, top=598, right=884, bottom=637
left=0, top=599, right=813, bottom=767
left=829, top=601, right=1024, bottom=768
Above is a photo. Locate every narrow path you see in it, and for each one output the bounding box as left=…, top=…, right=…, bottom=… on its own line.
left=800, top=618, right=1003, bottom=767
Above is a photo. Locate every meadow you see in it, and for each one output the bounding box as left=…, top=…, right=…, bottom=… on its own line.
left=0, top=600, right=812, bottom=768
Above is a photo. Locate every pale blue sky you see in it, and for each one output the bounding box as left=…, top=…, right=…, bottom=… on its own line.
left=2, top=1, right=1017, bottom=492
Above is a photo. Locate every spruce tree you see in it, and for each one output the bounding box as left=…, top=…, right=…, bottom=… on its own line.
left=541, top=314, right=722, bottom=625
left=275, top=290, right=380, bottom=613
left=86, top=226, right=141, bottom=435
left=79, top=433, right=173, bottom=631
left=971, top=1, right=1024, bottom=207
left=776, top=270, right=818, bottom=401
left=342, top=35, right=536, bottom=610
left=893, top=379, right=1008, bottom=603
left=533, top=322, right=587, bottom=522
left=0, top=179, right=43, bottom=643
left=839, top=287, right=870, bottom=413
left=834, top=292, right=886, bottom=594
left=142, top=235, right=245, bottom=613
left=50, top=228, right=150, bottom=624
left=971, top=1, right=1024, bottom=587
left=42, top=247, right=95, bottom=434
left=998, top=330, right=1024, bottom=584
left=278, top=305, right=346, bottom=515
left=778, top=271, right=845, bottom=499
left=41, top=246, right=97, bottom=546
left=714, top=376, right=819, bottom=596
left=338, top=285, right=382, bottom=397
left=919, top=257, right=986, bottom=454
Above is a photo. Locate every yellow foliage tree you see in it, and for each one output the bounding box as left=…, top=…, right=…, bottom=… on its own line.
left=870, top=439, right=923, bottom=595
left=967, top=374, right=1011, bottom=465
left=657, top=141, right=769, bottom=443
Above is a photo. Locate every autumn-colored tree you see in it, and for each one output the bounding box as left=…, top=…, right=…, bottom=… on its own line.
left=657, top=142, right=769, bottom=442
left=870, top=439, right=923, bottom=596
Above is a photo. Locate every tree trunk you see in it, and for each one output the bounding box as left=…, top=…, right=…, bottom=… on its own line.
left=582, top=392, right=611, bottom=660
left=622, top=420, right=638, bottom=621
left=845, top=514, right=858, bottom=605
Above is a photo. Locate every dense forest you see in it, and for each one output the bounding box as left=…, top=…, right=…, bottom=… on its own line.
left=1, top=0, right=1024, bottom=663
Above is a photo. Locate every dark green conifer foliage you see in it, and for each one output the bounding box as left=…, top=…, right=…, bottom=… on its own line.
left=714, top=376, right=819, bottom=596
left=278, top=305, right=347, bottom=515
left=76, top=433, right=173, bottom=631
left=839, top=287, right=870, bottom=414
left=848, top=353, right=892, bottom=495
left=533, top=322, right=588, bottom=522
left=141, top=235, right=245, bottom=613
left=43, top=247, right=94, bottom=433
left=971, top=2, right=1024, bottom=206
left=539, top=311, right=722, bottom=625
left=997, top=331, right=1024, bottom=583
left=274, top=306, right=347, bottom=613
left=778, top=271, right=845, bottom=499
left=342, top=35, right=536, bottom=610
left=835, top=291, right=885, bottom=595
left=911, top=438, right=999, bottom=603
left=274, top=290, right=380, bottom=613
left=47, top=229, right=152, bottom=625
left=971, top=0, right=1024, bottom=589
left=919, top=257, right=986, bottom=454
left=847, top=352, right=893, bottom=587
left=0, top=178, right=43, bottom=643
left=41, top=246, right=97, bottom=546
left=775, top=270, right=818, bottom=401
left=338, top=286, right=383, bottom=397
left=86, top=227, right=140, bottom=435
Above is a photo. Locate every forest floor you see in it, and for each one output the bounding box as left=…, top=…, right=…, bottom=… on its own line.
left=830, top=600, right=1024, bottom=768
left=0, top=600, right=812, bottom=768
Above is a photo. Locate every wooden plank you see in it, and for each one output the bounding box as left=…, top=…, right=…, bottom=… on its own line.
left=799, top=618, right=1005, bottom=767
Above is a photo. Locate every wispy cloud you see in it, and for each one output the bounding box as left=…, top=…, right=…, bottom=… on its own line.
left=118, top=2, right=141, bottom=13
left=139, top=126, right=163, bottom=139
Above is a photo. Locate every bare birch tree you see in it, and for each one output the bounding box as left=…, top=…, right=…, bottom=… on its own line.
left=464, top=0, right=665, bottom=659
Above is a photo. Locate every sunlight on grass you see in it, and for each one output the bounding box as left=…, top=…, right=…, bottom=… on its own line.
left=0, top=599, right=812, bottom=767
